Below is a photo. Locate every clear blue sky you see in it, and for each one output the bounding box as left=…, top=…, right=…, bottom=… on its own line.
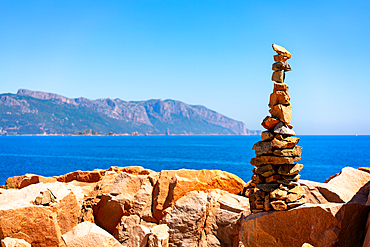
left=1, top=1, right=369, bottom=135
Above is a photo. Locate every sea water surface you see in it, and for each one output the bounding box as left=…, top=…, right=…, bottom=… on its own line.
left=0, top=135, right=369, bottom=185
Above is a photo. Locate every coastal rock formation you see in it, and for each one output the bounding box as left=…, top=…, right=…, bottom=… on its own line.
left=0, top=166, right=246, bottom=246
left=240, top=167, right=370, bottom=247
left=1, top=166, right=370, bottom=246
left=246, top=44, right=305, bottom=214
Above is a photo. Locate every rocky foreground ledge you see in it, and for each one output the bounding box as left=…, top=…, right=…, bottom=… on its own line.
left=0, top=167, right=370, bottom=247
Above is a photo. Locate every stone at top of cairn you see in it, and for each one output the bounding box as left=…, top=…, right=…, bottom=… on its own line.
left=272, top=44, right=291, bottom=59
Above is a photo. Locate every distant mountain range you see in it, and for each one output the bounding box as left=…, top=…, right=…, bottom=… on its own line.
left=0, top=89, right=260, bottom=135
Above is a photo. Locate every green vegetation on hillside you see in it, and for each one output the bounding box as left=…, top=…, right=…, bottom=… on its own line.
left=0, top=92, right=252, bottom=135
left=74, top=129, right=99, bottom=136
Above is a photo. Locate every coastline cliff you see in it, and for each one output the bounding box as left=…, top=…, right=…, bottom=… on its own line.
left=0, top=89, right=258, bottom=136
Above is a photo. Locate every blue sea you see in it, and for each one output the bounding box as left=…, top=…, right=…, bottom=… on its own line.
left=0, top=135, right=369, bottom=185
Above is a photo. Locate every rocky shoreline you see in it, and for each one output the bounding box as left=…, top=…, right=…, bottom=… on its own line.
left=1, top=166, right=370, bottom=247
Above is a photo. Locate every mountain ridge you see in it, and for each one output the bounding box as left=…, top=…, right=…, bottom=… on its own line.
left=0, top=89, right=260, bottom=135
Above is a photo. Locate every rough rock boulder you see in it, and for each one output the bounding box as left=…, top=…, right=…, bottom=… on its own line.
left=1, top=237, right=31, bottom=247
left=163, top=189, right=250, bottom=247
left=3, top=174, right=57, bottom=189
left=62, top=221, right=122, bottom=247
left=240, top=203, right=343, bottom=247
left=153, top=169, right=245, bottom=221
left=55, top=169, right=106, bottom=183
left=0, top=182, right=84, bottom=247
left=93, top=171, right=156, bottom=234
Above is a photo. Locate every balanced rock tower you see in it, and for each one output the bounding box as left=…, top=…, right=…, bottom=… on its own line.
left=247, top=44, right=306, bottom=213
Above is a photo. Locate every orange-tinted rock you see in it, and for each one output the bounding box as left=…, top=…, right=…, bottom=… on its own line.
left=272, top=62, right=291, bottom=72
left=265, top=175, right=282, bottom=183
left=272, top=44, right=291, bottom=59
left=93, top=171, right=123, bottom=195
left=273, top=82, right=289, bottom=93
left=302, top=243, right=314, bottom=247
left=250, top=156, right=301, bottom=167
left=261, top=131, right=275, bottom=141
left=93, top=195, right=123, bottom=234
left=51, top=192, right=81, bottom=235
left=270, top=200, right=287, bottom=211
left=251, top=174, right=264, bottom=184
left=148, top=224, right=169, bottom=247
left=363, top=214, right=370, bottom=247
left=256, top=183, right=280, bottom=192
left=271, top=135, right=300, bottom=149
left=255, top=200, right=264, bottom=209
left=270, top=188, right=288, bottom=200
left=0, top=206, right=63, bottom=246
left=240, top=203, right=342, bottom=247
left=254, top=165, right=276, bottom=178
left=286, top=191, right=305, bottom=203
left=68, top=180, right=98, bottom=198
left=301, top=168, right=370, bottom=205
left=273, top=146, right=302, bottom=157
left=55, top=169, right=105, bottom=183
left=108, top=172, right=147, bottom=197
left=274, top=54, right=289, bottom=62
left=287, top=185, right=305, bottom=198
left=253, top=141, right=273, bottom=156
left=300, top=180, right=330, bottom=204
left=286, top=197, right=307, bottom=208
left=34, top=190, right=54, bottom=206
left=282, top=174, right=301, bottom=181
left=153, top=169, right=245, bottom=221
left=162, top=190, right=207, bottom=246
left=272, top=70, right=285, bottom=83
left=260, top=143, right=308, bottom=157
left=326, top=167, right=370, bottom=197
left=269, top=91, right=290, bottom=107
left=261, top=116, right=280, bottom=130
left=264, top=194, right=271, bottom=211
left=94, top=169, right=158, bottom=196
left=128, top=224, right=150, bottom=247
left=4, top=174, right=57, bottom=189
left=358, top=167, right=370, bottom=174
left=92, top=171, right=156, bottom=234
left=82, top=168, right=158, bottom=228
left=107, top=166, right=153, bottom=175
left=0, top=182, right=84, bottom=247
left=62, top=221, right=122, bottom=247
left=114, top=215, right=141, bottom=244
left=278, top=163, right=304, bottom=176
left=269, top=104, right=292, bottom=124
left=336, top=182, right=370, bottom=247
left=163, top=190, right=250, bottom=247
left=1, top=237, right=31, bottom=247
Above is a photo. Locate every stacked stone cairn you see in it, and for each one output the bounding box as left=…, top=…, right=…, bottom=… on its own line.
left=247, top=44, right=306, bottom=213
